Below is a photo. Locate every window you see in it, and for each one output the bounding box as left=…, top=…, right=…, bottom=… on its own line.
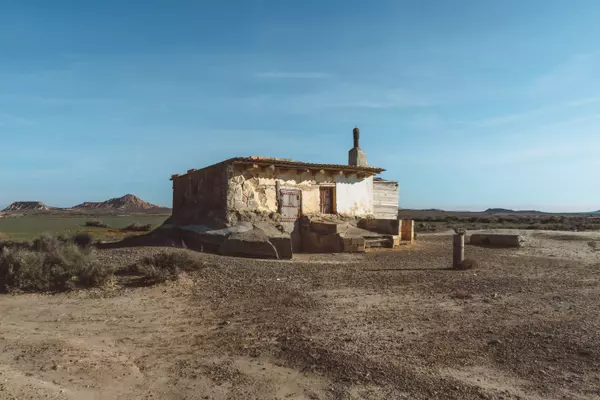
left=319, top=186, right=335, bottom=214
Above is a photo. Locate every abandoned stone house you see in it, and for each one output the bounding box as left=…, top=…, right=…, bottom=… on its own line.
left=168, top=128, right=413, bottom=258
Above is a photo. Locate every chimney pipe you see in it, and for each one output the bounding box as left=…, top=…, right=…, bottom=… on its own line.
left=348, top=126, right=368, bottom=167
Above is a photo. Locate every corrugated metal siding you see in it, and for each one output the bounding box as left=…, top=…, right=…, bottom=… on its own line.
left=373, top=180, right=399, bottom=220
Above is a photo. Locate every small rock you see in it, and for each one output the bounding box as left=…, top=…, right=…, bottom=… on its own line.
left=488, top=339, right=502, bottom=346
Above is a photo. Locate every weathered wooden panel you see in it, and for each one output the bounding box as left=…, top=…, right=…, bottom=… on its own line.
left=373, top=180, right=399, bottom=220
left=400, top=219, right=414, bottom=243
left=280, top=189, right=301, bottom=222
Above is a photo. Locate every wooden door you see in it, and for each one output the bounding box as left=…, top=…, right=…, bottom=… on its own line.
left=280, top=189, right=302, bottom=253
left=280, top=189, right=301, bottom=222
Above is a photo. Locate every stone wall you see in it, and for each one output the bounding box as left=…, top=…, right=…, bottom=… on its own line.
left=226, top=164, right=374, bottom=219
left=170, top=162, right=230, bottom=228
left=170, top=161, right=378, bottom=229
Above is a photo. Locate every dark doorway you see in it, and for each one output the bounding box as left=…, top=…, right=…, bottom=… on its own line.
left=320, top=186, right=335, bottom=214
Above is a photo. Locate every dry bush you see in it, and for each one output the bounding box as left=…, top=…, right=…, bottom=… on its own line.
left=72, top=232, right=94, bottom=248
left=122, top=223, right=153, bottom=232
left=85, top=220, right=108, bottom=228
left=31, top=233, right=65, bottom=252
left=127, top=251, right=201, bottom=284
left=0, top=237, right=112, bottom=292
left=0, top=240, right=30, bottom=253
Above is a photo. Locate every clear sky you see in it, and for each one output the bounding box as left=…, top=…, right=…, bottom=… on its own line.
left=1, top=0, right=599, bottom=212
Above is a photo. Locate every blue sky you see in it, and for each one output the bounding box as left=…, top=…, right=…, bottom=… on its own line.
left=1, top=0, right=599, bottom=211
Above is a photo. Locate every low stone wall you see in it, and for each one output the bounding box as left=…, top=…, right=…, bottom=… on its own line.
left=340, top=236, right=366, bottom=252
left=469, top=234, right=524, bottom=248
left=357, top=218, right=400, bottom=235
left=301, top=229, right=342, bottom=253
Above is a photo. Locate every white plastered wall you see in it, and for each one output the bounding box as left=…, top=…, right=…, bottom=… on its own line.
left=335, top=175, right=374, bottom=216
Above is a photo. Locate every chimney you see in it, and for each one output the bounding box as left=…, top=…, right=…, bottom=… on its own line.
left=348, top=126, right=368, bottom=166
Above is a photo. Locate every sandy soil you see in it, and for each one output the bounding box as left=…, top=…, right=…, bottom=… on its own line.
left=1, top=231, right=599, bottom=399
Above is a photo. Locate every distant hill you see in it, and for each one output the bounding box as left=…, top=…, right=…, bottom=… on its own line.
left=484, top=208, right=544, bottom=214
left=73, top=194, right=160, bottom=210
left=3, top=201, right=53, bottom=212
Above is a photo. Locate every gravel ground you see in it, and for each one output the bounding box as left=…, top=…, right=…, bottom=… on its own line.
left=0, top=232, right=599, bottom=399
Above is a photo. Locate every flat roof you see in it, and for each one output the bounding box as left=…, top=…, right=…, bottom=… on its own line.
left=171, top=156, right=385, bottom=180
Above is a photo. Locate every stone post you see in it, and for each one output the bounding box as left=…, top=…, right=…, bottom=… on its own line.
left=453, top=230, right=465, bottom=269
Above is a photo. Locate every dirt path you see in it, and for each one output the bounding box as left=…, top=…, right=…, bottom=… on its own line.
left=1, top=233, right=599, bottom=399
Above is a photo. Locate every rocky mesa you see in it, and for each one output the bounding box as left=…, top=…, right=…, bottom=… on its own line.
left=3, top=201, right=53, bottom=212
left=73, top=194, right=161, bottom=210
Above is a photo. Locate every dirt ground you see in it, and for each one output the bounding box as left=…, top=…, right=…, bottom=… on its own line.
left=1, top=231, right=599, bottom=399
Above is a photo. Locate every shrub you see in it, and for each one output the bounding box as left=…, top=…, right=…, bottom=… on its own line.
left=0, top=240, right=29, bottom=253
left=122, top=223, right=153, bottom=232
left=72, top=232, right=94, bottom=248
left=0, top=248, right=45, bottom=291
left=32, top=234, right=64, bottom=252
left=0, top=237, right=112, bottom=292
left=85, top=220, right=108, bottom=228
left=75, top=258, right=113, bottom=287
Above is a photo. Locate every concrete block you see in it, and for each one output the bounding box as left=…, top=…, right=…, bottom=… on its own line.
left=301, top=230, right=342, bottom=253
left=269, top=236, right=293, bottom=259
left=220, top=228, right=279, bottom=259
left=310, top=221, right=338, bottom=234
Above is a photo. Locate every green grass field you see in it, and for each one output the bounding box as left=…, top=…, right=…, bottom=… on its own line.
left=0, top=215, right=170, bottom=241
